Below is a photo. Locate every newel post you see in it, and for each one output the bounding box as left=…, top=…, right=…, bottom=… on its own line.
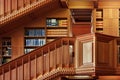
left=75, top=33, right=95, bottom=74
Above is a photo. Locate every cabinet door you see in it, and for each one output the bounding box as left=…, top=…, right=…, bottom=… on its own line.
left=103, top=9, right=119, bottom=18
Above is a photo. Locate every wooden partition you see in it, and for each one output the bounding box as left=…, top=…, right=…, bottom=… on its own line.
left=75, top=33, right=120, bottom=76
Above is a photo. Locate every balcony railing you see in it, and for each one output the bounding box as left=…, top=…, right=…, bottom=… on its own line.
left=0, top=0, right=52, bottom=24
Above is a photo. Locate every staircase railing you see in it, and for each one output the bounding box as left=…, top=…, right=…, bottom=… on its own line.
left=0, top=0, right=52, bottom=24
left=1, top=33, right=119, bottom=80
left=0, top=37, right=75, bottom=80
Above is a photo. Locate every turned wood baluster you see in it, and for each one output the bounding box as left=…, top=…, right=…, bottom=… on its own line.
left=2, top=68, right=5, bottom=80
left=1, top=0, right=5, bottom=17
left=35, top=54, right=37, bottom=78
left=54, top=43, right=57, bottom=69
left=61, top=39, right=64, bottom=67
left=41, top=50, right=44, bottom=74
left=22, top=58, right=24, bottom=80
left=15, top=62, right=18, bottom=80
left=48, top=47, right=50, bottom=72
left=28, top=55, right=31, bottom=80
left=9, top=64, right=11, bottom=80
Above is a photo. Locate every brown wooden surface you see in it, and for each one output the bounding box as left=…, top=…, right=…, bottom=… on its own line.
left=72, top=24, right=91, bottom=36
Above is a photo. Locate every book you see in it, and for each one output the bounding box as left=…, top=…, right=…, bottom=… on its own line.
left=96, top=11, right=102, bottom=18
left=59, top=19, right=68, bottom=27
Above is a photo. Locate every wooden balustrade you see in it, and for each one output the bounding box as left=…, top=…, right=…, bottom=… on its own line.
left=1, top=33, right=120, bottom=80
left=0, top=0, right=53, bottom=24
left=0, top=37, right=75, bottom=80
left=0, top=0, right=45, bottom=17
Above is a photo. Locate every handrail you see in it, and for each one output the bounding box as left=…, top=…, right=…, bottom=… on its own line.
left=0, top=0, right=52, bottom=25
left=0, top=37, right=75, bottom=80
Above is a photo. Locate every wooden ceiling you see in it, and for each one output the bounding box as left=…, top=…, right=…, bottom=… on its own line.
left=71, top=9, right=92, bottom=23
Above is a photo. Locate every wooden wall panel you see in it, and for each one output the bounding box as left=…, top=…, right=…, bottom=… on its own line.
left=69, top=1, right=94, bottom=9
left=99, top=1, right=120, bottom=8
left=96, top=38, right=114, bottom=68
left=103, top=9, right=119, bottom=18
left=11, top=27, right=24, bottom=59
left=103, top=28, right=118, bottom=36
left=0, top=0, right=5, bottom=17
left=72, top=24, right=91, bottom=36
left=103, top=19, right=119, bottom=36
left=97, top=41, right=109, bottom=64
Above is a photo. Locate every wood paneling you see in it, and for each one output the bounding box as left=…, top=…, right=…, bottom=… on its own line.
left=103, top=18, right=119, bottom=36
left=72, top=24, right=91, bottom=36
left=103, top=9, right=119, bottom=18
left=99, top=1, right=120, bottom=8
left=69, top=1, right=94, bottom=9
left=11, top=27, right=24, bottom=59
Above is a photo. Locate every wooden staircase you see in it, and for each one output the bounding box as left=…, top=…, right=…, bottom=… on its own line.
left=0, top=33, right=120, bottom=80
left=0, top=37, right=76, bottom=80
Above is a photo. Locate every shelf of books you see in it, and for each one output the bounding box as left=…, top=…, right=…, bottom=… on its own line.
left=24, top=28, right=46, bottom=54
left=46, top=18, right=68, bottom=43
left=1, top=37, right=12, bottom=64
left=96, top=9, right=103, bottom=33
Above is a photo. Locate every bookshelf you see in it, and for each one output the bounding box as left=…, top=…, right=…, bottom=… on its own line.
left=96, top=9, right=103, bottom=33
left=24, top=18, right=68, bottom=53
left=1, top=37, right=11, bottom=64
left=24, top=28, right=46, bottom=54
left=46, top=18, right=68, bottom=43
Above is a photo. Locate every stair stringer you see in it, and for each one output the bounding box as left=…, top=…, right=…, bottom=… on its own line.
left=37, top=67, right=76, bottom=80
